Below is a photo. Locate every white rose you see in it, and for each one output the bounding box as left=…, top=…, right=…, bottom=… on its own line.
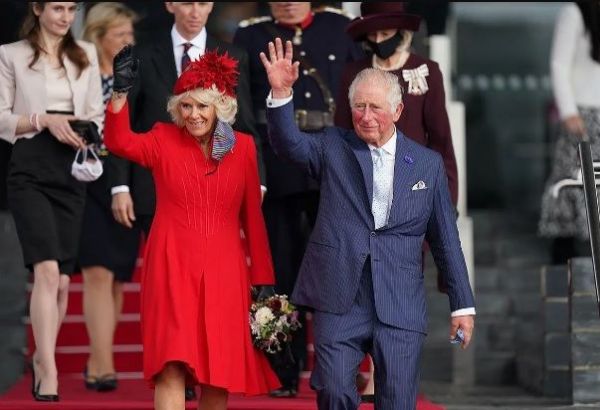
left=255, top=306, right=275, bottom=326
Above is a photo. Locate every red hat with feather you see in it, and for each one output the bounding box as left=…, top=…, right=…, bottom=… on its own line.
left=173, top=50, right=239, bottom=97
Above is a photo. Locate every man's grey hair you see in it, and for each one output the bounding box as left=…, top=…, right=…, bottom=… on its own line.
left=348, top=68, right=403, bottom=113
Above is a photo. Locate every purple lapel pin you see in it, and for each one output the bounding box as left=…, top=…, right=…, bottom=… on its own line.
left=404, top=155, right=414, bottom=164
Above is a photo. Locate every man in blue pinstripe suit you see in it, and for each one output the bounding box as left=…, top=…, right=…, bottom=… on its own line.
left=260, top=38, right=475, bottom=410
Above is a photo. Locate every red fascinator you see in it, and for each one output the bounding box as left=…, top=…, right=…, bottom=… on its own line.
left=173, top=50, right=239, bottom=97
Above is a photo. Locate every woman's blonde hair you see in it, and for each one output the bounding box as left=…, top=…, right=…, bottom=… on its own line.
left=167, top=85, right=238, bottom=127
left=82, top=2, right=138, bottom=66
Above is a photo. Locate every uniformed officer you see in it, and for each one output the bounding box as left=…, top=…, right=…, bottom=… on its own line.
left=233, top=2, right=363, bottom=398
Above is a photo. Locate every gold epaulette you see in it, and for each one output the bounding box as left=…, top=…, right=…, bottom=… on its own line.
left=316, top=6, right=355, bottom=19
left=238, top=15, right=273, bottom=28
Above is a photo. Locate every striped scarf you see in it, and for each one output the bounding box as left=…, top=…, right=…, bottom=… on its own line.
left=211, top=120, right=236, bottom=161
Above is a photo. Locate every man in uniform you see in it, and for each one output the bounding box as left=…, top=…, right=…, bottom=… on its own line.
left=233, top=2, right=363, bottom=398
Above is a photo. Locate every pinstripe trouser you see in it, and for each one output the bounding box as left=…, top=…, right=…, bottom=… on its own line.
left=310, top=259, right=426, bottom=410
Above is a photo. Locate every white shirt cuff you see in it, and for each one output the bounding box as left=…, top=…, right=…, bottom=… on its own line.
left=266, top=90, right=293, bottom=108
left=451, top=307, right=476, bottom=317
left=261, top=185, right=267, bottom=194
left=111, top=185, right=130, bottom=195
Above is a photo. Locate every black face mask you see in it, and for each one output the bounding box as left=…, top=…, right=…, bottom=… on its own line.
left=366, top=31, right=404, bottom=60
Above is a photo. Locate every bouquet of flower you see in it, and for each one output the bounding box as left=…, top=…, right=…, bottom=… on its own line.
left=249, top=294, right=302, bottom=355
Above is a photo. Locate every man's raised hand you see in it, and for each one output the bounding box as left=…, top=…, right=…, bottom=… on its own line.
left=259, top=38, right=299, bottom=98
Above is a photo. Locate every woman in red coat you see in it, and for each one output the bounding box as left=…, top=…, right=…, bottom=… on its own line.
left=104, top=46, right=279, bottom=410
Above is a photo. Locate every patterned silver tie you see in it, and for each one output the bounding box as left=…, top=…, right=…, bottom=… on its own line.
left=372, top=148, right=391, bottom=229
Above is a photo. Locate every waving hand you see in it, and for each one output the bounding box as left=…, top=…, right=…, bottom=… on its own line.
left=259, top=38, right=300, bottom=99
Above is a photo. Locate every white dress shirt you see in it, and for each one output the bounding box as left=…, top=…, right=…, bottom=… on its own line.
left=266, top=91, right=475, bottom=318
left=171, top=25, right=207, bottom=76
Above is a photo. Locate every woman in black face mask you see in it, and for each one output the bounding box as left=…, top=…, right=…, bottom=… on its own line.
left=366, top=29, right=407, bottom=60
left=334, top=1, right=460, bottom=403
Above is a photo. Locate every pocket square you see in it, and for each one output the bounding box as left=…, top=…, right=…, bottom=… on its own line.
left=411, top=180, right=427, bottom=191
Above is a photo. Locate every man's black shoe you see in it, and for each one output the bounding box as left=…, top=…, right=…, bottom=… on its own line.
left=269, top=387, right=297, bottom=398
left=185, top=387, right=196, bottom=401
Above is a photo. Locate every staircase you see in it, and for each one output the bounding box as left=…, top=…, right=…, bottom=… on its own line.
left=26, top=268, right=144, bottom=380
left=24, top=251, right=326, bottom=384
left=469, top=209, right=552, bottom=388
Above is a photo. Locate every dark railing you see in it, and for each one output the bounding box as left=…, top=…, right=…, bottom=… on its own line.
left=578, top=139, right=600, bottom=318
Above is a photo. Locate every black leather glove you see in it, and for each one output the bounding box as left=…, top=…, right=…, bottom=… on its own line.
left=254, top=285, right=276, bottom=302
left=112, top=44, right=138, bottom=93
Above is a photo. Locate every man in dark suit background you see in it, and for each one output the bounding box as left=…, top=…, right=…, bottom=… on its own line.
left=105, top=2, right=264, bottom=400
left=233, top=3, right=363, bottom=398
left=262, top=38, right=475, bottom=409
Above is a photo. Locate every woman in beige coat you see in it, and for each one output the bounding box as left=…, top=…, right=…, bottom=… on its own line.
left=0, top=2, right=103, bottom=401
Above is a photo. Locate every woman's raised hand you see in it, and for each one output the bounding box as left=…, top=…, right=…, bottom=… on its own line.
left=259, top=38, right=299, bottom=98
left=113, top=44, right=138, bottom=93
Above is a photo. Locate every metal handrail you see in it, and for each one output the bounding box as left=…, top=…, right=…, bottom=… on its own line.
left=550, top=162, right=600, bottom=198
left=578, top=139, right=600, bottom=318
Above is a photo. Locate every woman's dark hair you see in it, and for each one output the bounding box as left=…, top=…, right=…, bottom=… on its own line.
left=576, top=1, right=600, bottom=63
left=20, top=2, right=89, bottom=77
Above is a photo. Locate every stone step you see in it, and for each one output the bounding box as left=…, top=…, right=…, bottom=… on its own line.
left=475, top=351, right=517, bottom=385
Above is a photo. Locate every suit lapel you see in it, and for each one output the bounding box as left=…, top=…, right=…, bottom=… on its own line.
left=388, top=132, right=415, bottom=226
left=348, top=132, right=373, bottom=208
left=152, top=35, right=178, bottom=89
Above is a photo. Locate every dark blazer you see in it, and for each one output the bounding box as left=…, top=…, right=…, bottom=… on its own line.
left=334, top=53, right=459, bottom=205
left=267, top=101, right=475, bottom=333
left=106, top=32, right=264, bottom=216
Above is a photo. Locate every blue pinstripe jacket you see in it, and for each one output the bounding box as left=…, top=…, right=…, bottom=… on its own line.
left=267, top=101, right=475, bottom=333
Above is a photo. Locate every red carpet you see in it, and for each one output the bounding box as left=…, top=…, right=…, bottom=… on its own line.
left=1, top=248, right=444, bottom=410
left=0, top=376, right=444, bottom=410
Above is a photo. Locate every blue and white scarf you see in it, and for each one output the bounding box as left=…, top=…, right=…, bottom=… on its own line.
left=211, top=120, right=236, bottom=161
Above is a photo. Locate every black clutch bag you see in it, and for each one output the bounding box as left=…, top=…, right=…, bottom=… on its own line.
left=69, top=120, right=101, bottom=145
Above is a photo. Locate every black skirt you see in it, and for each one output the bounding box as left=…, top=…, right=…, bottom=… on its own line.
left=7, top=130, right=86, bottom=274
left=77, top=175, right=141, bottom=282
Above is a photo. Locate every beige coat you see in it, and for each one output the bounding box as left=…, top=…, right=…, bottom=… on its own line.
left=0, top=39, right=103, bottom=144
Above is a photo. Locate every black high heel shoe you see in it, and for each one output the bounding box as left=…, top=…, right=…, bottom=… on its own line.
left=29, top=363, right=36, bottom=398
left=84, top=366, right=99, bottom=390
left=96, top=373, right=118, bottom=392
left=33, top=381, right=59, bottom=402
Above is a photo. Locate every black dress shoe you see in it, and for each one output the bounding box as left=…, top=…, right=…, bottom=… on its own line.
left=361, top=394, right=374, bottom=403
left=185, top=387, right=197, bottom=401
left=269, top=387, right=297, bottom=398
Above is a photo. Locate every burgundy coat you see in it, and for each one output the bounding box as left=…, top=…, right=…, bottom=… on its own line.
left=334, top=53, right=458, bottom=205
